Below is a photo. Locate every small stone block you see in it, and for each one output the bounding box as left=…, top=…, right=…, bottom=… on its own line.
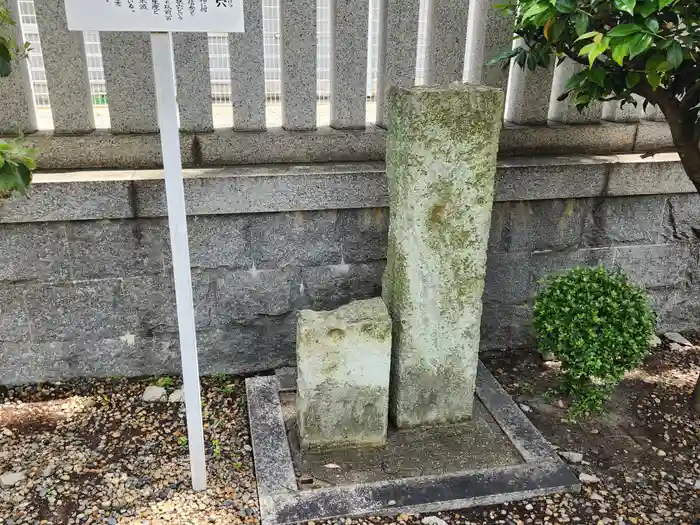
left=296, top=297, right=392, bottom=449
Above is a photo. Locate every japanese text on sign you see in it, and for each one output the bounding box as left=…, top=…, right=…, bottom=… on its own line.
left=64, top=0, right=244, bottom=32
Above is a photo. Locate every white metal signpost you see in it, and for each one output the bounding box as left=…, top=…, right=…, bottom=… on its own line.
left=64, top=0, right=245, bottom=492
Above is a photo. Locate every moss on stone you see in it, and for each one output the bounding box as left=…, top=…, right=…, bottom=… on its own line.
left=383, top=84, right=504, bottom=428
left=296, top=297, right=392, bottom=447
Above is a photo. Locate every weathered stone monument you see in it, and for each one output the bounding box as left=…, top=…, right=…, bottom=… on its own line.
left=382, top=84, right=504, bottom=428
left=246, top=83, right=578, bottom=525
left=296, top=298, right=392, bottom=449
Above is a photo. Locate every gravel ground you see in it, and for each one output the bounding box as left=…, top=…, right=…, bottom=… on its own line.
left=1, top=336, right=699, bottom=525
left=0, top=376, right=257, bottom=524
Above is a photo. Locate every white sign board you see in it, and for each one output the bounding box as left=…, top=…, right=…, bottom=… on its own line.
left=63, top=0, right=246, bottom=494
left=64, top=0, right=244, bottom=32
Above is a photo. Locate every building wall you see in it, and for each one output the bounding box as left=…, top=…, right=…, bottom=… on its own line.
left=2, top=159, right=698, bottom=385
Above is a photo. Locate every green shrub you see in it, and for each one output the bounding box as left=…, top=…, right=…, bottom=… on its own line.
left=0, top=6, right=37, bottom=198
left=533, top=266, right=655, bottom=417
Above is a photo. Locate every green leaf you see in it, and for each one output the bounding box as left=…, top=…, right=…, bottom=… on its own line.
left=628, top=33, right=653, bottom=59
left=647, top=70, right=661, bottom=90
left=637, top=0, right=657, bottom=17
left=586, top=37, right=610, bottom=67
left=646, top=53, right=669, bottom=73
left=666, top=41, right=683, bottom=69
left=645, top=17, right=659, bottom=32
left=574, top=92, right=591, bottom=106
left=544, top=17, right=555, bottom=41
left=526, top=53, right=538, bottom=71
left=0, top=45, right=11, bottom=78
left=613, top=0, right=637, bottom=15
left=612, top=42, right=630, bottom=65
left=578, top=42, right=596, bottom=57
left=607, top=24, right=643, bottom=38
left=645, top=54, right=667, bottom=89
left=552, top=18, right=567, bottom=41
left=576, top=31, right=601, bottom=43
left=20, top=155, right=35, bottom=170
left=626, top=71, right=640, bottom=89
left=554, top=0, right=576, bottom=13
left=15, top=163, right=31, bottom=189
left=573, top=12, right=589, bottom=36
left=564, top=73, right=585, bottom=91
left=657, top=0, right=674, bottom=8
left=486, top=47, right=520, bottom=66
left=0, top=55, right=10, bottom=78
left=588, top=67, right=606, bottom=87
left=521, top=2, right=550, bottom=21
left=0, top=162, right=20, bottom=196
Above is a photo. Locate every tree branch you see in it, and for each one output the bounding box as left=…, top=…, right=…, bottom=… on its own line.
left=680, top=81, right=700, bottom=114
left=632, top=77, right=667, bottom=108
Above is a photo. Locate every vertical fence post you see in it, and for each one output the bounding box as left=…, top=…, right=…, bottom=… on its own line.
left=280, top=0, right=317, bottom=130
left=504, top=38, right=555, bottom=124
left=34, top=0, right=94, bottom=133
left=425, top=0, right=469, bottom=85
left=375, top=0, right=420, bottom=128
left=330, top=0, right=369, bottom=129
left=0, top=0, right=36, bottom=134
left=173, top=33, right=214, bottom=133
left=548, top=59, right=602, bottom=123
left=102, top=32, right=159, bottom=133
left=480, top=0, right=514, bottom=93
left=229, top=0, right=267, bottom=131
left=463, top=0, right=489, bottom=84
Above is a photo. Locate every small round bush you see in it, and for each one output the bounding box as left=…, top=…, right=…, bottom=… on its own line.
left=533, top=266, right=655, bottom=414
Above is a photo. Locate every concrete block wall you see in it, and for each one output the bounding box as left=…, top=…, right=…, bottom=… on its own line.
left=0, top=211, right=387, bottom=384
left=2, top=154, right=699, bottom=384
left=482, top=195, right=698, bottom=350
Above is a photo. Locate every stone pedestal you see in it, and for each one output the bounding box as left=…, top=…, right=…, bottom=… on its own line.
left=296, top=298, right=392, bottom=449
left=383, top=84, right=504, bottom=428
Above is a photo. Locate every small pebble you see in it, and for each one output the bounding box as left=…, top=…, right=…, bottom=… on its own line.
left=663, top=332, right=693, bottom=347
left=421, top=517, right=447, bottom=525
left=142, top=385, right=167, bottom=402
left=168, top=389, right=185, bottom=403
left=0, top=471, right=25, bottom=488
left=559, top=451, right=583, bottom=464
left=579, top=473, right=600, bottom=484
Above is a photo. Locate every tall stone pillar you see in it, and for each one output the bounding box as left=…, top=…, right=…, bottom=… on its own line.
left=383, top=84, right=504, bottom=428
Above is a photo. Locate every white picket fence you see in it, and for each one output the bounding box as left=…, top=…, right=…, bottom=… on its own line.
left=0, top=0, right=671, bottom=169
left=17, top=0, right=431, bottom=129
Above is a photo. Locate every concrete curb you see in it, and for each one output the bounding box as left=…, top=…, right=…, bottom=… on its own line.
left=246, top=363, right=580, bottom=525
